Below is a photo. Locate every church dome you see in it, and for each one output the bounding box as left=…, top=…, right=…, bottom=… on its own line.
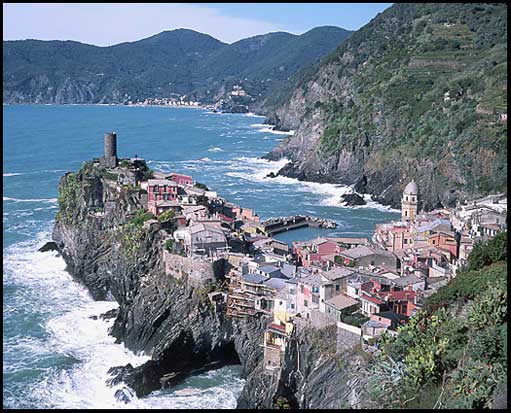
left=404, top=180, right=418, bottom=195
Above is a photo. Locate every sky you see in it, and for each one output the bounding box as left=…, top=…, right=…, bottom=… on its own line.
left=3, top=3, right=392, bottom=45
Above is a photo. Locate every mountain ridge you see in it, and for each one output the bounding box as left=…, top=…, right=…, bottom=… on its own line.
left=3, top=26, right=352, bottom=104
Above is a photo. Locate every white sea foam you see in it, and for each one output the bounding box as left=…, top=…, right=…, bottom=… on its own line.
left=243, top=112, right=265, bottom=118
left=3, top=197, right=58, bottom=203
left=4, top=170, right=67, bottom=177
left=207, top=147, right=224, bottom=152
left=250, top=123, right=295, bottom=135
left=3, top=229, right=244, bottom=409
left=224, top=157, right=398, bottom=212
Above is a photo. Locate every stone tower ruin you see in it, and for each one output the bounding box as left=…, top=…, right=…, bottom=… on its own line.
left=101, top=132, right=118, bottom=168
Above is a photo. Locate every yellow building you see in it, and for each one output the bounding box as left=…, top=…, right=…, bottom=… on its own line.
left=401, top=180, right=419, bottom=222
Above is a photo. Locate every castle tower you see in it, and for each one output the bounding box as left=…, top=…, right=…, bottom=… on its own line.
left=401, top=180, right=419, bottom=222
left=102, top=132, right=118, bottom=168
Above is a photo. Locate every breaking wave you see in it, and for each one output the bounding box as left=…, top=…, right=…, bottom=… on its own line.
left=3, top=229, right=245, bottom=409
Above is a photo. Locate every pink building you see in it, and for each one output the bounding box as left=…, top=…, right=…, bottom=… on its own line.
left=232, top=206, right=260, bottom=223
left=292, top=237, right=342, bottom=267
left=147, top=179, right=178, bottom=216
left=167, top=173, right=193, bottom=186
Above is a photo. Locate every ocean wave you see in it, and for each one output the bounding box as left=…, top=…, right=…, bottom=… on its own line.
left=3, top=197, right=58, bottom=203
left=223, top=157, right=398, bottom=212
left=4, top=169, right=67, bottom=177
left=242, top=113, right=265, bottom=118
left=3, top=228, right=244, bottom=409
left=250, top=124, right=295, bottom=135
left=207, top=147, right=224, bottom=152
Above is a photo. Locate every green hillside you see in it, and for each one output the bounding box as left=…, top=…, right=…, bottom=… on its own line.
left=367, top=232, right=507, bottom=409
left=3, top=27, right=351, bottom=104
left=269, top=3, right=507, bottom=209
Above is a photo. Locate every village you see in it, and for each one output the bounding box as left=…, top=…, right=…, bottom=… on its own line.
left=98, top=132, right=507, bottom=374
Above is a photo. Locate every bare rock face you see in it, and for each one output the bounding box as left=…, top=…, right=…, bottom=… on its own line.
left=237, top=323, right=371, bottom=409
left=38, top=241, right=59, bottom=253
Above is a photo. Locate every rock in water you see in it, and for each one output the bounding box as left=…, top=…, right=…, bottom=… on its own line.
left=38, top=241, right=59, bottom=253
left=340, top=193, right=366, bottom=206
left=114, top=387, right=135, bottom=404
left=100, top=308, right=119, bottom=320
left=266, top=172, right=277, bottom=178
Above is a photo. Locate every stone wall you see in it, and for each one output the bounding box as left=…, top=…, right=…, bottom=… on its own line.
left=163, top=250, right=215, bottom=287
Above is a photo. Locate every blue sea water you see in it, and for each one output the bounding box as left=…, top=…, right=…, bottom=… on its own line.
left=3, top=105, right=400, bottom=408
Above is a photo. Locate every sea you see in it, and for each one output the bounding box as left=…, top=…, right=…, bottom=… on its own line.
left=3, top=104, right=400, bottom=409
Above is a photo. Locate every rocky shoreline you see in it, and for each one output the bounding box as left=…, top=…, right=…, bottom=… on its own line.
left=51, top=161, right=372, bottom=408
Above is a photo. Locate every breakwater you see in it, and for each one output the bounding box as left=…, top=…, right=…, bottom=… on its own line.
left=261, top=215, right=337, bottom=236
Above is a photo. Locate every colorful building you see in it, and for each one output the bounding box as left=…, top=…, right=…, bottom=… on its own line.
left=147, top=179, right=178, bottom=216
left=167, top=172, right=193, bottom=186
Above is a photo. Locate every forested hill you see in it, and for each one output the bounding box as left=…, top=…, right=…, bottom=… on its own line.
left=3, top=26, right=351, bottom=104
left=267, top=3, right=507, bottom=210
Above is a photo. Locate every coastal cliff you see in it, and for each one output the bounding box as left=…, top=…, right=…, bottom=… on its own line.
left=266, top=3, right=507, bottom=210
left=51, top=160, right=373, bottom=407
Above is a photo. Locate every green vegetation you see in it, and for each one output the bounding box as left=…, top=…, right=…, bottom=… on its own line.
left=284, top=3, right=508, bottom=201
left=157, top=209, right=175, bottom=223
left=342, top=312, right=369, bottom=327
left=426, top=232, right=507, bottom=308
left=274, top=396, right=291, bottom=409
left=127, top=209, right=155, bottom=227
left=120, top=210, right=153, bottom=257
left=4, top=27, right=351, bottom=105
left=100, top=170, right=119, bottom=181
left=367, top=231, right=507, bottom=409
left=120, top=224, right=146, bottom=258
left=57, top=173, right=80, bottom=224
left=164, top=239, right=174, bottom=251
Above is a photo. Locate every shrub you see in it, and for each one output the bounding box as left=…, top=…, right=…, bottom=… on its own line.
left=164, top=238, right=174, bottom=251
left=128, top=209, right=155, bottom=227
left=342, top=313, right=369, bottom=327
left=158, top=209, right=175, bottom=222
left=57, top=173, right=80, bottom=224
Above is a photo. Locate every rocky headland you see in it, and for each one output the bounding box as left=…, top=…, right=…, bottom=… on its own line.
left=51, top=159, right=372, bottom=408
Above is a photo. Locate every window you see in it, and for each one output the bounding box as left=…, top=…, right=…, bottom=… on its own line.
left=404, top=239, right=408, bottom=244
left=304, top=299, right=308, bottom=307
left=406, top=196, right=408, bottom=201
left=405, top=210, right=408, bottom=217
left=290, top=303, right=295, bottom=309
left=412, top=196, right=415, bottom=202
left=312, top=286, right=319, bottom=293
left=279, top=301, right=283, bottom=306
left=300, top=285, right=304, bottom=293
left=335, top=285, right=340, bottom=291
left=289, top=288, right=296, bottom=295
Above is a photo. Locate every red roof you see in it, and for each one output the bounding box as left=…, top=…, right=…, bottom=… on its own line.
left=361, top=294, right=385, bottom=305
left=381, top=290, right=416, bottom=302
left=269, top=323, right=286, bottom=333
left=218, top=213, right=234, bottom=223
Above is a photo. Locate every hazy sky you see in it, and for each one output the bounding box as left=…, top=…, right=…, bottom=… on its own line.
left=3, top=3, right=392, bottom=45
